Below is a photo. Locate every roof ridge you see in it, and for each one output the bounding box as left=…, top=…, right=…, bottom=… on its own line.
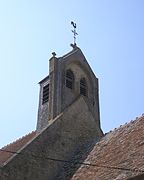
left=1, top=131, right=36, bottom=150
left=105, top=113, right=144, bottom=135
left=72, top=112, right=144, bottom=180
left=62, top=46, right=80, bottom=59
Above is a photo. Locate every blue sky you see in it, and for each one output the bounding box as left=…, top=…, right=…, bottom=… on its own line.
left=0, top=0, right=144, bottom=148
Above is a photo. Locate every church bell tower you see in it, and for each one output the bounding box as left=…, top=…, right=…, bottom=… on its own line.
left=36, top=44, right=102, bottom=134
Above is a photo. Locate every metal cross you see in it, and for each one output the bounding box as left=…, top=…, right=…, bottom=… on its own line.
left=71, top=21, right=78, bottom=45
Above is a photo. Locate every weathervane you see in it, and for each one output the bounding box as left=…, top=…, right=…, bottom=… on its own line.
left=71, top=21, right=78, bottom=45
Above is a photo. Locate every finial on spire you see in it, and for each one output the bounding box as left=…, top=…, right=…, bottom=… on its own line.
left=52, top=52, right=56, bottom=57
left=71, top=21, right=78, bottom=46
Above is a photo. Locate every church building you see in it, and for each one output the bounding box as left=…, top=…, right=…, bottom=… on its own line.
left=0, top=43, right=144, bottom=180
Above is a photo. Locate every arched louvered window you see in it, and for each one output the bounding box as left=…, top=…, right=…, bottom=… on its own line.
left=65, top=70, right=74, bottom=89
left=80, top=78, right=87, bottom=96
left=42, top=84, right=49, bottom=104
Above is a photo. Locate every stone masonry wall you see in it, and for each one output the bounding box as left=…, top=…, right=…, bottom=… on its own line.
left=37, top=77, right=49, bottom=132
left=37, top=47, right=101, bottom=132
left=0, top=96, right=103, bottom=180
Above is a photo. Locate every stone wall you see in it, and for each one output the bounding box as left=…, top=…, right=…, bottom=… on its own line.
left=36, top=47, right=101, bottom=132
left=60, top=48, right=101, bottom=127
left=36, top=77, right=49, bottom=132
left=0, top=96, right=103, bottom=180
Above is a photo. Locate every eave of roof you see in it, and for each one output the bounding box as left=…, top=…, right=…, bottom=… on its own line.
left=0, top=131, right=36, bottom=166
left=38, top=75, right=49, bottom=84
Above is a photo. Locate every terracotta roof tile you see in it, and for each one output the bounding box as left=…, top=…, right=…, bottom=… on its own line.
left=0, top=131, right=36, bottom=166
left=72, top=116, right=144, bottom=180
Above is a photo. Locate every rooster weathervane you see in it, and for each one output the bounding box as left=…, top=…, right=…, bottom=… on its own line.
left=71, top=21, right=78, bottom=45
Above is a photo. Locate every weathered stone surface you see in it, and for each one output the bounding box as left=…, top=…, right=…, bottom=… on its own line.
left=36, top=76, right=49, bottom=132
left=37, top=46, right=101, bottom=132
left=0, top=96, right=103, bottom=180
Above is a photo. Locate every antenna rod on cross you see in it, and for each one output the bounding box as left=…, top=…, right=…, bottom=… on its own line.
left=71, top=21, right=78, bottom=46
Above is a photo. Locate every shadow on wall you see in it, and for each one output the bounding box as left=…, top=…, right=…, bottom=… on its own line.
left=56, top=138, right=98, bottom=180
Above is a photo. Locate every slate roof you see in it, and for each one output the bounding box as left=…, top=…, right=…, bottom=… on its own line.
left=0, top=131, right=36, bottom=166
left=72, top=115, right=144, bottom=180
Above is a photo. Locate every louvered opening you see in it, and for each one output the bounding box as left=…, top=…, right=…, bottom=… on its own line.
left=80, top=78, right=87, bottom=96
left=42, top=84, right=49, bottom=104
left=66, top=70, right=74, bottom=89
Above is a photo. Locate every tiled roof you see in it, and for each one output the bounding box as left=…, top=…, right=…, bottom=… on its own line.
left=72, top=115, right=144, bottom=180
left=0, top=131, right=36, bottom=166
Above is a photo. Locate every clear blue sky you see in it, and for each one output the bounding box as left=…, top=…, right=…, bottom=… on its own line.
left=0, top=0, right=144, bottom=148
